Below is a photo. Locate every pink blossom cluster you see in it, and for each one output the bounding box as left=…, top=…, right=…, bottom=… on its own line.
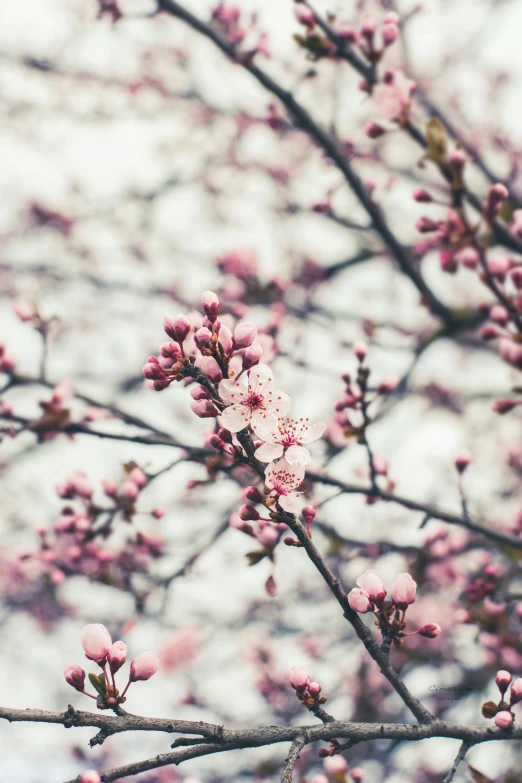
left=65, top=623, right=158, bottom=709
left=289, top=665, right=327, bottom=711
left=481, top=670, right=522, bottom=729
left=348, top=570, right=441, bottom=647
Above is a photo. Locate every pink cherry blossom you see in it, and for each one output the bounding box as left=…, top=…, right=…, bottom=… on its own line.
left=495, top=710, right=514, bottom=729
left=108, top=641, right=127, bottom=673
left=79, top=624, right=112, bottom=661
left=356, top=569, right=386, bottom=603
left=64, top=664, right=86, bottom=691
left=324, top=755, right=348, bottom=774
left=218, top=364, right=291, bottom=433
left=264, top=458, right=304, bottom=513
left=129, top=651, right=159, bottom=681
left=391, top=573, right=417, bottom=610
left=254, top=416, right=325, bottom=466
left=348, top=587, right=374, bottom=613
left=289, top=665, right=309, bottom=690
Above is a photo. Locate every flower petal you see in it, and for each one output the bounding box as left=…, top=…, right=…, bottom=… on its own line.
left=248, top=363, right=274, bottom=394
left=265, top=390, right=292, bottom=418
left=251, top=410, right=278, bottom=433
left=300, top=421, right=326, bottom=444
left=279, top=493, right=300, bottom=513
left=284, top=444, right=311, bottom=467
left=219, top=379, right=246, bottom=404
left=255, top=442, right=283, bottom=463
left=220, top=406, right=250, bottom=433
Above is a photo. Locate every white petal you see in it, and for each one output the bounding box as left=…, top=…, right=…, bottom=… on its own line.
left=220, top=405, right=250, bottom=433
left=279, top=493, right=300, bottom=513
left=264, top=461, right=278, bottom=489
left=251, top=410, right=278, bottom=433
left=265, top=390, right=292, bottom=418
left=248, top=363, right=273, bottom=393
left=219, top=379, right=246, bottom=404
left=285, top=444, right=311, bottom=467
left=300, top=421, right=327, bottom=444
left=255, top=442, right=283, bottom=463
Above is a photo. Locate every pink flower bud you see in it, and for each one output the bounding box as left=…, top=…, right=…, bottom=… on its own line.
left=242, top=341, right=263, bottom=370
left=496, top=670, right=512, bottom=695
left=80, top=624, right=112, bottom=662
left=80, top=772, right=102, bottom=783
left=455, top=449, right=472, bottom=474
left=130, top=651, right=159, bottom=682
left=152, top=506, right=166, bottom=519
left=495, top=710, right=514, bottom=729
left=164, top=314, right=191, bottom=344
left=259, top=526, right=279, bottom=546
left=390, top=573, right=417, bottom=610
left=457, top=247, right=479, bottom=269
left=510, top=678, right=522, bottom=705
left=417, top=623, right=441, bottom=638
left=348, top=587, right=374, bottom=613
left=338, top=25, right=357, bottom=43
left=233, top=322, right=258, bottom=349
left=353, top=340, right=367, bottom=362
left=351, top=769, right=364, bottom=783
left=108, top=641, right=127, bottom=674
left=356, top=569, right=386, bottom=603
left=14, top=302, right=35, bottom=322
left=490, top=305, right=509, bottom=326
left=511, top=268, right=522, bottom=289
left=102, top=478, right=118, bottom=497
left=324, top=755, right=348, bottom=774
left=449, top=149, right=466, bottom=167
left=489, top=183, right=508, bottom=203
left=194, top=327, right=213, bottom=350
left=160, top=341, right=180, bottom=360
left=239, top=504, right=260, bottom=521
left=64, top=664, right=86, bottom=692
left=129, top=467, right=147, bottom=488
left=196, top=355, right=223, bottom=382
left=412, top=188, right=433, bottom=203
left=121, top=480, right=139, bottom=500
left=190, top=385, right=211, bottom=401
left=201, top=291, right=220, bottom=322
left=243, top=485, right=263, bottom=503
left=289, top=665, right=309, bottom=691
left=382, top=23, right=398, bottom=46
left=365, top=122, right=386, bottom=139
left=302, top=505, right=316, bottom=523
left=190, top=399, right=219, bottom=418
left=377, top=375, right=399, bottom=394
left=294, top=3, right=315, bottom=27
left=217, top=324, right=233, bottom=354
left=308, top=681, right=321, bottom=696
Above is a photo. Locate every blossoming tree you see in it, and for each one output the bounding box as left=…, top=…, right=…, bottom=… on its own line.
left=1, top=1, right=522, bottom=782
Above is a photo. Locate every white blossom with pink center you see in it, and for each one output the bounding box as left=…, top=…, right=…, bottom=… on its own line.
left=264, top=458, right=304, bottom=513
left=218, top=364, right=291, bottom=433
left=254, top=416, right=326, bottom=466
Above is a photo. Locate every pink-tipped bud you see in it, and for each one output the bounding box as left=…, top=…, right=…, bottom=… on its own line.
left=259, top=526, right=278, bottom=546
left=294, top=3, right=315, bottom=27
left=496, top=670, right=513, bottom=695
left=455, top=449, right=472, bottom=474
left=356, top=569, right=387, bottom=603
left=449, top=149, right=466, bottom=167
left=495, top=710, right=514, bottom=729
left=79, top=623, right=112, bottom=662
left=390, top=573, right=417, bottom=610
left=289, top=665, right=309, bottom=691
left=243, top=485, right=263, bottom=503
left=164, top=314, right=191, bottom=344
left=365, top=122, right=386, bottom=139
left=152, top=507, right=166, bottom=519
left=121, top=480, right=139, bottom=500
left=209, top=434, right=225, bottom=451
left=489, top=183, right=509, bottom=203
left=190, top=385, right=211, bottom=401
left=302, top=505, right=316, bottom=523
left=489, top=305, right=509, bottom=327
left=80, top=772, right=102, bottom=783
left=218, top=427, right=233, bottom=443
left=377, top=375, right=399, bottom=394
left=190, top=399, right=219, bottom=418
left=196, top=355, right=223, bottom=382
left=382, top=23, right=398, bottom=46
left=239, top=504, right=260, bottom=521
left=129, top=467, right=147, bottom=488
left=217, top=324, right=233, bottom=353
left=338, top=25, right=357, bottom=43
left=64, top=665, right=86, bottom=692
left=511, top=268, right=522, bottom=289
left=510, top=678, right=522, bottom=705
left=348, top=587, right=373, bottom=613
left=413, top=188, right=433, bottom=203
left=308, top=681, right=321, bottom=696
left=242, top=341, right=263, bottom=370
left=201, top=291, right=220, bottom=322
left=350, top=769, right=364, bottom=783
left=194, top=327, right=213, bottom=350
left=416, top=216, right=439, bottom=233
left=108, top=641, right=127, bottom=674
left=102, top=478, right=118, bottom=497
left=417, top=623, right=441, bottom=639
left=233, top=322, right=258, bottom=349
left=129, top=651, right=159, bottom=682
left=353, top=340, right=368, bottom=362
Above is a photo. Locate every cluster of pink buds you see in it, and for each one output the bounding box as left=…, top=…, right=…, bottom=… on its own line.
left=211, top=4, right=269, bottom=58
left=143, top=291, right=263, bottom=395
left=348, top=570, right=440, bottom=648
left=481, top=671, right=522, bottom=729
left=65, top=624, right=158, bottom=709
left=289, top=666, right=327, bottom=712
